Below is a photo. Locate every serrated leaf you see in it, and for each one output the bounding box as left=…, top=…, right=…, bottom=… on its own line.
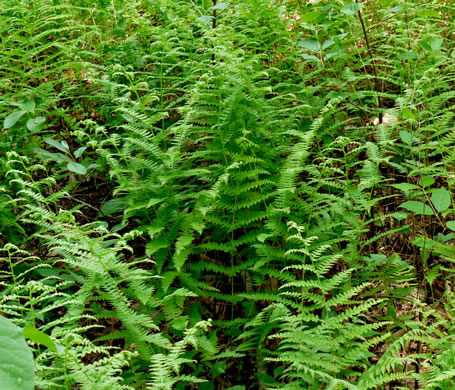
left=341, top=3, right=364, bottom=16
left=74, top=147, right=86, bottom=159
left=66, top=162, right=87, bottom=175
left=0, top=315, right=34, bottom=390
left=26, top=117, right=45, bottom=132
left=446, top=221, right=455, bottom=231
left=400, top=201, right=434, bottom=216
left=23, top=324, right=57, bottom=353
left=298, top=39, right=320, bottom=52
left=4, top=110, right=26, bottom=129
left=431, top=187, right=451, bottom=212
left=44, top=138, right=70, bottom=153
left=174, top=248, right=190, bottom=271
left=210, top=3, right=229, bottom=10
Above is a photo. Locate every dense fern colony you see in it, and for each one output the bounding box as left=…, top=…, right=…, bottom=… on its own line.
left=1, top=0, right=455, bottom=388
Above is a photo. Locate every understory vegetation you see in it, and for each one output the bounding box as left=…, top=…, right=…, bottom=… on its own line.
left=1, top=0, right=455, bottom=388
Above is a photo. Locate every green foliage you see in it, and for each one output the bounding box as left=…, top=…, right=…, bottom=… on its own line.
left=0, top=315, right=34, bottom=390
left=2, top=0, right=455, bottom=388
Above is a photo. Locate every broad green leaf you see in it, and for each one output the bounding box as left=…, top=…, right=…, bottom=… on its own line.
left=35, top=148, right=72, bottom=163
left=66, top=162, right=87, bottom=175
left=419, top=176, right=435, bottom=188
left=23, top=324, right=57, bottom=353
left=391, top=211, right=408, bottom=221
left=44, top=138, right=70, bottom=153
left=197, top=15, right=213, bottom=24
left=417, top=9, right=440, bottom=18
left=12, top=100, right=35, bottom=113
left=211, top=360, right=226, bottom=378
left=401, top=107, right=415, bottom=120
left=298, top=39, right=320, bottom=52
left=430, top=38, right=443, bottom=52
left=431, top=188, right=451, bottom=212
left=418, top=40, right=432, bottom=52
left=326, top=49, right=345, bottom=59
left=341, top=3, right=364, bottom=16
left=300, top=54, right=321, bottom=63
left=26, top=117, right=45, bottom=132
left=400, top=201, right=434, bottom=216
left=391, top=183, right=419, bottom=192
left=4, top=110, right=26, bottom=129
left=399, top=51, right=418, bottom=60
left=300, top=11, right=322, bottom=22
left=101, top=197, right=128, bottom=216
left=446, top=221, right=455, bottom=231
left=390, top=6, right=403, bottom=12
left=61, top=140, right=69, bottom=151
left=322, top=39, right=335, bottom=50
left=74, top=147, right=86, bottom=159
left=399, top=130, right=413, bottom=145
left=209, top=3, right=229, bottom=10
left=0, top=316, right=34, bottom=390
